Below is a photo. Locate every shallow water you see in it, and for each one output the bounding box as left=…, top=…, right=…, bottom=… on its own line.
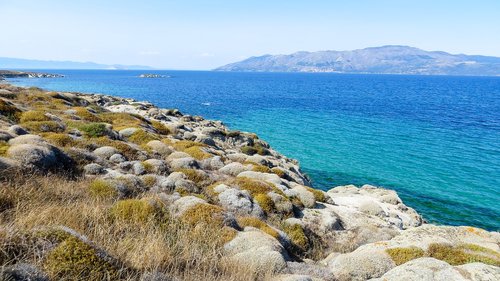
left=7, top=70, right=500, bottom=230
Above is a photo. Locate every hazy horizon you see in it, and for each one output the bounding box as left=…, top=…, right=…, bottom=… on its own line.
left=1, top=0, right=500, bottom=70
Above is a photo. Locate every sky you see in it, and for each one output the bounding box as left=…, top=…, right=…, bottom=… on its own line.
left=0, top=0, right=499, bottom=70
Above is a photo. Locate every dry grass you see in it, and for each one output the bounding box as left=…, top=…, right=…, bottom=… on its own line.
left=0, top=174, right=257, bottom=281
left=237, top=217, right=279, bottom=239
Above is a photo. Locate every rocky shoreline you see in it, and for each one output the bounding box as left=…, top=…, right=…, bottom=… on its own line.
left=0, top=83, right=499, bottom=280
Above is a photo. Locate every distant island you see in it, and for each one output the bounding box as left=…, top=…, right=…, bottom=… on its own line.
left=139, top=74, right=169, bottom=78
left=0, top=70, right=64, bottom=80
left=0, top=57, right=153, bottom=70
left=215, top=45, right=500, bottom=76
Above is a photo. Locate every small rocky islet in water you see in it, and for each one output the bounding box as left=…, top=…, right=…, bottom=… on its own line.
left=0, top=82, right=499, bottom=280
left=138, top=73, right=169, bottom=78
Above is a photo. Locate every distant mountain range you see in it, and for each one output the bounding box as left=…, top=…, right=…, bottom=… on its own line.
left=215, top=46, right=500, bottom=76
left=0, top=57, right=153, bottom=70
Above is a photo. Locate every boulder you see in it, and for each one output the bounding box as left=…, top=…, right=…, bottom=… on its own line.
left=218, top=188, right=264, bottom=218
left=146, top=140, right=172, bottom=156
left=166, top=151, right=191, bottom=160
left=109, top=153, right=126, bottom=163
left=7, top=144, right=58, bottom=171
left=0, top=156, right=18, bottom=172
left=83, top=163, right=105, bottom=175
left=8, top=134, right=46, bottom=146
left=369, top=258, right=467, bottom=281
left=199, top=156, right=224, bottom=170
left=93, top=146, right=119, bottom=159
left=132, top=162, right=146, bottom=175
left=169, top=196, right=207, bottom=216
left=169, top=157, right=198, bottom=170
left=0, top=263, right=49, bottom=281
left=224, top=228, right=288, bottom=274
left=119, top=127, right=139, bottom=138
left=292, top=185, right=316, bottom=208
left=0, top=130, right=14, bottom=142
left=455, top=262, right=500, bottom=281
left=271, top=274, right=313, bottom=281
left=226, top=152, right=248, bottom=163
left=143, top=159, right=168, bottom=174
left=7, top=125, right=28, bottom=136
left=328, top=245, right=395, bottom=281
left=219, top=162, right=251, bottom=176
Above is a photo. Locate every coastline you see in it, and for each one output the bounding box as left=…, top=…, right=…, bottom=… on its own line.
left=1, top=82, right=499, bottom=280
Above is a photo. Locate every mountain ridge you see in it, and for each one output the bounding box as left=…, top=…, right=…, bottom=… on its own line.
left=215, top=45, right=500, bottom=76
left=0, top=56, right=153, bottom=70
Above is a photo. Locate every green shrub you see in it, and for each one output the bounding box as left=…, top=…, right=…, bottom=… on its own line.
left=271, top=167, right=286, bottom=178
left=110, top=199, right=156, bottom=223
left=21, top=121, right=65, bottom=133
left=44, top=236, right=119, bottom=280
left=386, top=247, right=426, bottom=265
left=74, top=107, right=102, bottom=122
left=180, top=203, right=225, bottom=227
left=78, top=123, right=107, bottom=138
left=0, top=99, right=21, bottom=121
left=89, top=179, right=117, bottom=199
left=173, top=140, right=207, bottom=150
left=306, top=187, right=327, bottom=203
left=234, top=177, right=272, bottom=196
left=184, top=146, right=212, bottom=160
left=151, top=120, right=170, bottom=135
left=142, top=175, right=157, bottom=188
left=238, top=217, right=279, bottom=239
left=176, top=168, right=207, bottom=183
left=241, top=146, right=258, bottom=156
left=241, top=144, right=270, bottom=156
left=128, top=129, right=158, bottom=144
left=283, top=223, right=309, bottom=251
left=19, top=110, right=50, bottom=122
left=43, top=133, right=75, bottom=147
left=253, top=193, right=275, bottom=214
left=0, top=141, right=9, bottom=156
left=428, top=243, right=500, bottom=266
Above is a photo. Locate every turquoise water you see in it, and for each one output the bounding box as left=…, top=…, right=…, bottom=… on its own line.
left=6, top=70, right=500, bottom=230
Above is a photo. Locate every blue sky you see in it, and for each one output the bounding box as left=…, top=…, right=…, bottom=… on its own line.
left=0, top=0, right=499, bottom=69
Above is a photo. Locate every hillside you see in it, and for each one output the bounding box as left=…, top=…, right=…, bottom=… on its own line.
left=215, top=46, right=500, bottom=76
left=0, top=83, right=499, bottom=280
left=0, top=57, right=152, bottom=70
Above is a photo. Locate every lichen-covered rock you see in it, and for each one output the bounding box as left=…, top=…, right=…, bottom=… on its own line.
left=7, top=125, right=28, bottom=136
left=93, top=146, right=119, bottom=159
left=218, top=188, right=264, bottom=218
left=0, top=263, right=49, bottom=281
left=369, top=258, right=467, bottom=281
left=219, top=162, right=251, bottom=176
left=119, top=127, right=139, bottom=138
left=455, top=262, right=500, bottom=281
left=8, top=134, right=47, bottom=146
left=169, top=157, right=198, bottom=170
left=7, top=144, right=58, bottom=171
left=84, top=163, right=105, bottom=175
left=292, top=185, right=316, bottom=208
left=225, top=228, right=289, bottom=274
left=328, top=245, right=395, bottom=281
left=169, top=196, right=207, bottom=216
left=109, top=153, right=126, bottom=163
left=143, top=159, right=168, bottom=174
left=146, top=140, right=172, bottom=156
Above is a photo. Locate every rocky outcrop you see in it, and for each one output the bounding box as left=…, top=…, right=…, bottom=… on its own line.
left=0, top=83, right=498, bottom=280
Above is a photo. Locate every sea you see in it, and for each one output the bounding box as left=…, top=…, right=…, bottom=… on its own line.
left=5, top=70, right=500, bottom=231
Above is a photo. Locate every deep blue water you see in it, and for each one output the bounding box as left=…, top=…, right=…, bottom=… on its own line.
left=6, top=70, right=500, bottom=231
